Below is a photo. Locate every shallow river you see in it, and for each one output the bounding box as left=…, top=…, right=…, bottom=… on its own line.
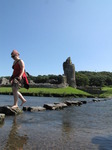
left=0, top=95, right=112, bottom=150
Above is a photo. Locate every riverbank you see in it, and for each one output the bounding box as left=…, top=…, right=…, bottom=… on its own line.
left=0, top=86, right=111, bottom=98
left=0, top=87, right=93, bottom=97
left=99, top=86, right=112, bottom=98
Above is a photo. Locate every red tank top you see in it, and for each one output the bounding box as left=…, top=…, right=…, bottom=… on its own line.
left=12, top=60, right=29, bottom=85
left=12, top=60, right=22, bottom=78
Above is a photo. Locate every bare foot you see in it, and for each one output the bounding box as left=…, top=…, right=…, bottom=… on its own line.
left=20, top=100, right=26, bottom=106
left=11, top=105, right=18, bottom=109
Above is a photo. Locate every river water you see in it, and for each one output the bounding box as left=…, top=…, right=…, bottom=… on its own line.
left=0, top=95, right=112, bottom=150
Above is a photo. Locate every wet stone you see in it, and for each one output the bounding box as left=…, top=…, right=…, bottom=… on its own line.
left=43, top=103, right=67, bottom=110
left=65, top=100, right=82, bottom=106
left=43, top=104, right=56, bottom=110
left=27, top=106, right=46, bottom=112
left=81, top=100, right=87, bottom=104
left=23, top=106, right=30, bottom=111
left=54, top=103, right=67, bottom=109
left=92, top=99, right=101, bottom=102
left=0, top=106, right=23, bottom=116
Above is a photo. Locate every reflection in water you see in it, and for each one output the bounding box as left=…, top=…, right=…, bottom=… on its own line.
left=0, top=122, right=5, bottom=128
left=5, top=116, right=28, bottom=150
left=62, top=109, right=73, bottom=134
left=61, top=98, right=74, bottom=134
left=61, top=107, right=76, bottom=145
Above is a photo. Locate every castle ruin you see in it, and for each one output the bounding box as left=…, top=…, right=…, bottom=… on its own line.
left=63, top=57, right=76, bottom=88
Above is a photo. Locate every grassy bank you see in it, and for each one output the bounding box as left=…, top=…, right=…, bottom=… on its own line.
left=0, top=87, right=92, bottom=97
left=99, top=87, right=112, bottom=98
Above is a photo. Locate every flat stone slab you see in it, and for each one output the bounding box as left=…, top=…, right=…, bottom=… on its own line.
left=53, top=103, right=67, bottom=109
left=80, top=100, right=87, bottom=104
left=22, top=98, right=110, bottom=113
left=43, top=104, right=55, bottom=110
left=92, top=98, right=102, bottom=102
left=0, top=106, right=23, bottom=116
left=22, top=106, right=29, bottom=111
left=23, top=106, right=46, bottom=112
left=65, top=100, right=82, bottom=106
left=43, top=103, right=67, bottom=110
left=0, top=113, right=5, bottom=124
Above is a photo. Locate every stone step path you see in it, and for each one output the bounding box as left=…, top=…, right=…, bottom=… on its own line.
left=23, top=98, right=110, bottom=112
left=0, top=98, right=110, bottom=125
left=0, top=98, right=111, bottom=117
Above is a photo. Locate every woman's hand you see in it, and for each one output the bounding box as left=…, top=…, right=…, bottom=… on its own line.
left=18, top=76, right=22, bottom=81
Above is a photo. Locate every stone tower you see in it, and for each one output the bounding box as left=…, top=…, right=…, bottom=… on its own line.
left=63, top=57, right=76, bottom=88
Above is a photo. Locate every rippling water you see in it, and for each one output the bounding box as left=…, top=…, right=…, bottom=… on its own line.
left=0, top=95, right=112, bottom=150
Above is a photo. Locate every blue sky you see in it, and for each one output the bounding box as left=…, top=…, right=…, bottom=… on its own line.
left=1, top=0, right=112, bottom=76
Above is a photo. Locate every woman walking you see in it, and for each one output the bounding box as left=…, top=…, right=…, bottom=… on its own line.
left=10, top=50, right=29, bottom=109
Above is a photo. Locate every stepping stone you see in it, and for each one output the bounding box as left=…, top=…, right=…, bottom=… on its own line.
left=92, top=99, right=101, bottom=102
left=65, top=100, right=82, bottom=106
left=0, top=106, right=23, bottom=116
left=23, top=106, right=46, bottom=112
left=81, top=100, right=87, bottom=104
left=43, top=103, right=67, bottom=110
left=23, top=106, right=30, bottom=111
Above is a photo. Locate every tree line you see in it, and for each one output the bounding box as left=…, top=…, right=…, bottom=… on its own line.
left=1, top=71, right=112, bottom=87
left=29, top=74, right=63, bottom=84
left=76, top=71, right=112, bottom=87
left=29, top=71, right=112, bottom=87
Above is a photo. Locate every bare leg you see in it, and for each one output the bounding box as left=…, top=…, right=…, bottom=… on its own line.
left=17, top=91, right=26, bottom=106
left=12, top=86, right=18, bottom=108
